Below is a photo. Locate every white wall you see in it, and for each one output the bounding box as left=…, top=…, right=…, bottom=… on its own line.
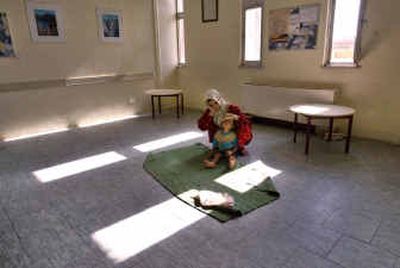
left=0, top=0, right=157, bottom=140
left=178, top=0, right=400, bottom=144
left=0, top=0, right=155, bottom=82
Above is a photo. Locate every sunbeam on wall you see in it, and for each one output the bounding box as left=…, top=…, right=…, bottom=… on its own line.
left=3, top=127, right=69, bottom=142
left=92, top=190, right=205, bottom=263
left=215, top=160, right=282, bottom=193
left=78, top=114, right=142, bottom=128
left=133, top=131, right=204, bottom=152
left=33, top=151, right=127, bottom=183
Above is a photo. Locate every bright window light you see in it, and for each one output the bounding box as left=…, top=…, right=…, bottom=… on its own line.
left=244, top=7, right=262, bottom=62
left=177, top=18, right=186, bottom=65
left=215, top=160, right=282, bottom=193
left=329, top=0, right=362, bottom=64
left=177, top=0, right=184, bottom=13
left=4, top=128, right=69, bottom=142
left=78, top=115, right=141, bottom=128
left=92, top=190, right=205, bottom=263
left=133, top=131, right=203, bottom=152
left=176, top=0, right=186, bottom=65
left=33, top=151, right=127, bottom=183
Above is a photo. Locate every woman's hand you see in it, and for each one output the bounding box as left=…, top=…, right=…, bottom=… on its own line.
left=226, top=113, right=239, bottom=120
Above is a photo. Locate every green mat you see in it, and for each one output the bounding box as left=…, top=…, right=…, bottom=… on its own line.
left=143, top=143, right=280, bottom=222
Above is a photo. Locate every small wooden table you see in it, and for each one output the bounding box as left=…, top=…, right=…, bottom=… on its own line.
left=289, top=103, right=355, bottom=155
left=145, top=89, right=184, bottom=119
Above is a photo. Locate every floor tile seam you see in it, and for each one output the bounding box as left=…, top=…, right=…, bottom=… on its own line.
left=57, top=203, right=115, bottom=268
left=369, top=216, right=384, bottom=245
left=337, top=234, right=400, bottom=259
left=1, top=205, right=57, bottom=268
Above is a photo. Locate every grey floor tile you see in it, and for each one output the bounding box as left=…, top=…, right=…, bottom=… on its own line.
left=323, top=209, right=381, bottom=242
left=283, top=248, right=342, bottom=268
left=8, top=210, right=109, bottom=268
left=230, top=230, right=303, bottom=268
left=372, top=217, right=400, bottom=257
left=287, top=221, right=342, bottom=256
left=328, top=236, right=397, bottom=268
left=1, top=112, right=400, bottom=267
left=395, top=258, right=400, bottom=268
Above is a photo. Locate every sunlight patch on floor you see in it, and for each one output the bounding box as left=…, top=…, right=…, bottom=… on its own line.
left=33, top=151, right=127, bottom=183
left=92, top=190, right=205, bottom=263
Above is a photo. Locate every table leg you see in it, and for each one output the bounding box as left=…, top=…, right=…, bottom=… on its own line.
left=158, top=96, right=161, bottom=114
left=305, top=117, right=312, bottom=155
left=345, top=115, right=353, bottom=153
left=180, top=93, right=184, bottom=115
left=176, top=94, right=180, bottom=118
left=328, top=117, right=334, bottom=141
left=293, top=113, right=298, bottom=143
left=151, top=95, right=155, bottom=119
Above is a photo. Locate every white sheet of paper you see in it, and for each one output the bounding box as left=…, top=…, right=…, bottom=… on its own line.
left=215, top=161, right=281, bottom=193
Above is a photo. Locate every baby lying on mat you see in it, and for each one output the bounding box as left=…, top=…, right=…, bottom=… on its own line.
left=203, top=114, right=238, bottom=170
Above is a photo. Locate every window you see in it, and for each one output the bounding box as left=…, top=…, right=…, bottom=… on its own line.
left=241, top=0, right=264, bottom=67
left=325, top=0, right=364, bottom=67
left=176, top=0, right=186, bottom=65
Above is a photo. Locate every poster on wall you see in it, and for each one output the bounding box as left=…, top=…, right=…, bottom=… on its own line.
left=269, top=4, right=320, bottom=51
left=97, top=9, right=123, bottom=42
left=26, top=1, right=65, bottom=42
left=0, top=12, right=16, bottom=57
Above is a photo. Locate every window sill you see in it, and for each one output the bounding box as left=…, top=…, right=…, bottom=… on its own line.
left=239, top=62, right=263, bottom=69
left=322, top=62, right=361, bottom=68
left=177, top=63, right=188, bottom=69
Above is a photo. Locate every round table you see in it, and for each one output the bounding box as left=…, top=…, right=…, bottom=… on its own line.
left=145, top=89, right=184, bottom=119
left=289, top=103, right=355, bottom=155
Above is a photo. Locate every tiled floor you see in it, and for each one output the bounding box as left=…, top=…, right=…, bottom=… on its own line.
left=1, top=112, right=399, bottom=268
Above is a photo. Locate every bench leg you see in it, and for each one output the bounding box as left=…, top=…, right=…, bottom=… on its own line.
left=345, top=115, right=353, bottom=153
left=293, top=113, right=298, bottom=143
left=181, top=93, right=184, bottom=115
left=305, top=117, right=312, bottom=155
left=328, top=118, right=334, bottom=141
left=176, top=95, right=180, bottom=118
left=151, top=96, right=155, bottom=119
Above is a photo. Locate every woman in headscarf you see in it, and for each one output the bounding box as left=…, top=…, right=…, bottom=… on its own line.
left=198, top=89, right=253, bottom=155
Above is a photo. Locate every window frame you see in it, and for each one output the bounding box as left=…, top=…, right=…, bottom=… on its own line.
left=176, top=0, right=186, bottom=67
left=240, top=0, right=265, bottom=68
left=323, top=0, right=366, bottom=68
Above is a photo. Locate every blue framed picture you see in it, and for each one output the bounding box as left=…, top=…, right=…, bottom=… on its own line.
left=0, top=12, right=16, bottom=58
left=34, top=9, right=59, bottom=36
left=27, top=2, right=64, bottom=42
left=97, top=9, right=123, bottom=42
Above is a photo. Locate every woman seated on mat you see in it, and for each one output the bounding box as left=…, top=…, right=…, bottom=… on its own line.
left=198, top=89, right=253, bottom=161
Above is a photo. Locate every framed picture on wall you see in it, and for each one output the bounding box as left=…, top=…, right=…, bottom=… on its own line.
left=26, top=1, right=65, bottom=42
left=0, top=12, right=16, bottom=58
left=97, top=9, right=123, bottom=42
left=269, top=4, right=320, bottom=51
left=202, top=0, right=218, bottom=23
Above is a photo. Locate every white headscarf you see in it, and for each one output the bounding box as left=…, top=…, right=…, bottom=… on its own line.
left=204, top=89, right=228, bottom=126
left=204, top=89, right=227, bottom=107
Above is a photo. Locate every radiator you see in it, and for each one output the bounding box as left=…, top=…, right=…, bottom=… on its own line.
left=241, top=84, right=337, bottom=123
